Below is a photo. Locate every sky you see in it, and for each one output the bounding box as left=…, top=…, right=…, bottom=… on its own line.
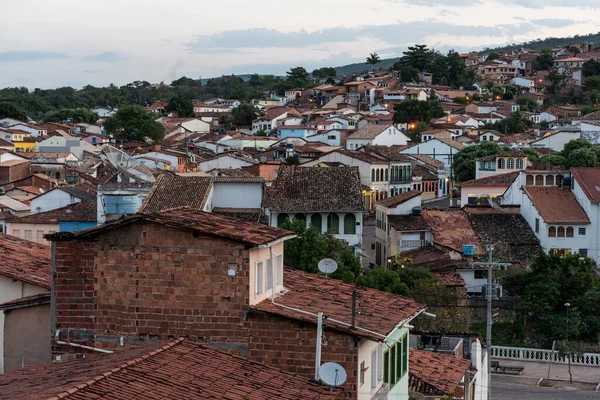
left=0, top=0, right=599, bottom=89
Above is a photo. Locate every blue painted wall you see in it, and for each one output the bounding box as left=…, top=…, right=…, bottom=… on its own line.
left=59, top=221, right=97, bottom=233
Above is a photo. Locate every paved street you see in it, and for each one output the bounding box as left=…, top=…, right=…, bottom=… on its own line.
left=492, top=380, right=600, bottom=400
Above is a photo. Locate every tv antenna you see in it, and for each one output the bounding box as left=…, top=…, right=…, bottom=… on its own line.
left=318, top=362, right=347, bottom=388
left=317, top=258, right=338, bottom=277
left=101, top=145, right=156, bottom=183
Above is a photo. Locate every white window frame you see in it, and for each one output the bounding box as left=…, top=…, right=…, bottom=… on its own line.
left=266, top=258, right=273, bottom=291
left=275, top=254, right=283, bottom=286
left=255, top=261, right=264, bottom=295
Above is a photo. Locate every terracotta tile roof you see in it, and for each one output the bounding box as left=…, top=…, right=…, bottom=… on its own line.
left=409, top=349, right=471, bottom=396
left=468, top=213, right=540, bottom=263
left=0, top=339, right=342, bottom=400
left=139, top=174, right=213, bottom=213
left=213, top=175, right=265, bottom=183
left=523, top=186, right=590, bottom=223
left=0, top=234, right=50, bottom=289
left=212, top=207, right=265, bottom=223
left=0, top=291, right=50, bottom=311
left=435, top=137, right=464, bottom=150
left=400, top=246, right=467, bottom=271
left=361, top=146, right=413, bottom=162
left=252, top=268, right=426, bottom=340
left=347, top=124, right=394, bottom=139
left=422, top=210, right=484, bottom=254
left=407, top=154, right=445, bottom=169
left=377, top=191, right=421, bottom=208
left=436, top=272, right=465, bottom=287
left=0, top=159, right=29, bottom=167
left=208, top=168, right=255, bottom=177
left=329, top=149, right=388, bottom=164
left=571, top=167, right=600, bottom=203
left=413, top=164, right=438, bottom=181
left=265, top=166, right=363, bottom=212
left=388, top=215, right=430, bottom=232
left=260, top=107, right=300, bottom=121
left=57, top=185, right=97, bottom=201
left=580, top=110, right=600, bottom=120
left=61, top=208, right=294, bottom=247
left=13, top=201, right=97, bottom=224
left=460, top=171, right=519, bottom=187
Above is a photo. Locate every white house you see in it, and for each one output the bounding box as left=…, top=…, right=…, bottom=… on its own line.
left=305, top=129, right=349, bottom=147
left=570, top=168, right=600, bottom=262
left=252, top=107, right=300, bottom=134
left=30, top=185, right=95, bottom=214
left=9, top=124, right=47, bottom=137
left=475, top=149, right=527, bottom=179
left=198, top=153, right=256, bottom=171
left=401, top=137, right=463, bottom=173
left=92, top=107, right=117, bottom=118
left=265, top=166, right=365, bottom=250
left=529, top=128, right=581, bottom=152
left=521, top=186, right=590, bottom=258
left=346, top=124, right=411, bottom=150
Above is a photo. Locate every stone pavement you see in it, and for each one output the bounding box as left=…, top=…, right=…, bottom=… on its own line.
left=492, top=358, right=600, bottom=384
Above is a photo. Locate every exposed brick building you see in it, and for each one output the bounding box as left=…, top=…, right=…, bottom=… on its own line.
left=48, top=208, right=426, bottom=399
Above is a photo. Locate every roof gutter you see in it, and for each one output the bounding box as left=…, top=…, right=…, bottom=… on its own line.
left=257, top=234, right=297, bottom=249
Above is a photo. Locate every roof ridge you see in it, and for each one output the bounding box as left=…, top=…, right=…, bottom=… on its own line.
left=50, top=338, right=186, bottom=400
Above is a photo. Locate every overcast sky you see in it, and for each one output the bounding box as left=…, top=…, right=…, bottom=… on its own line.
left=0, top=0, right=598, bottom=89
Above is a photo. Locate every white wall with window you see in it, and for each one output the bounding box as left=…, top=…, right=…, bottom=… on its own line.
left=249, top=242, right=285, bottom=306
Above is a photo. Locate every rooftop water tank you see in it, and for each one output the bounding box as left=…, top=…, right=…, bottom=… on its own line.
left=462, top=244, right=476, bottom=256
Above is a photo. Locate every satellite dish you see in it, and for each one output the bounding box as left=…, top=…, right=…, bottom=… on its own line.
left=101, top=145, right=156, bottom=183
left=318, top=258, right=338, bottom=276
left=318, top=362, right=347, bottom=387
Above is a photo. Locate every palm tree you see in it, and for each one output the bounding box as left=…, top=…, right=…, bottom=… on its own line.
left=366, top=53, right=382, bottom=70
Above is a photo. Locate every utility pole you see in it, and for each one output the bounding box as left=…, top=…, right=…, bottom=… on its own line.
left=470, top=245, right=510, bottom=400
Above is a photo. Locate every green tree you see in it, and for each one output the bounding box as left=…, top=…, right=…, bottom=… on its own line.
left=584, top=76, right=600, bottom=93
left=546, top=67, right=571, bottom=96
left=568, top=46, right=581, bottom=54
left=453, top=141, right=503, bottom=182
left=402, top=44, right=433, bottom=71
left=312, top=67, right=337, bottom=79
left=534, top=49, right=554, bottom=71
left=583, top=59, right=600, bottom=77
left=486, top=52, right=501, bottom=61
left=567, top=147, right=598, bottom=168
left=103, top=105, right=165, bottom=142
left=562, top=138, right=593, bottom=159
left=280, top=218, right=362, bottom=283
left=171, top=76, right=201, bottom=87
left=44, top=108, right=100, bottom=124
left=232, top=103, right=260, bottom=127
left=165, top=95, right=195, bottom=118
left=286, top=67, right=310, bottom=88
left=392, top=64, right=420, bottom=83
left=494, top=110, right=532, bottom=134
left=0, top=102, right=27, bottom=121
left=393, top=99, right=445, bottom=124
left=366, top=53, right=382, bottom=70
left=356, top=268, right=409, bottom=295
left=522, top=148, right=541, bottom=162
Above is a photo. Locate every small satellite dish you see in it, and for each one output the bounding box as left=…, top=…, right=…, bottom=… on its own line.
left=318, top=258, right=338, bottom=276
left=318, top=362, right=347, bottom=387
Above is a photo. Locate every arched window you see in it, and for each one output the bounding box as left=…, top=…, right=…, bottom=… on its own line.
left=549, top=226, right=556, bottom=237
left=507, top=158, right=515, bottom=169
left=516, top=158, right=523, bottom=169
left=376, top=169, right=380, bottom=182
left=526, top=175, right=534, bottom=185
left=311, top=214, right=322, bottom=233
left=385, top=169, right=389, bottom=182
left=535, top=175, right=544, bottom=186
left=371, top=169, right=375, bottom=182
left=344, top=214, right=356, bottom=234
left=277, top=213, right=289, bottom=227
left=566, top=227, right=574, bottom=238
left=380, top=168, right=384, bottom=182
left=557, top=226, right=565, bottom=237
left=295, top=213, right=306, bottom=224
left=498, top=158, right=505, bottom=169
left=327, top=213, right=340, bottom=234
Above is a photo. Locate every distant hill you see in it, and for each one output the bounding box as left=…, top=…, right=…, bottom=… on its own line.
left=481, top=32, right=600, bottom=54
left=334, top=57, right=401, bottom=77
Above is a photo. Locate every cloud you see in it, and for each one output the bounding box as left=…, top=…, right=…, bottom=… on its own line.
left=186, top=21, right=535, bottom=52
left=81, top=51, right=127, bottom=62
left=532, top=18, right=577, bottom=28
left=387, top=0, right=599, bottom=7
left=0, top=51, right=68, bottom=62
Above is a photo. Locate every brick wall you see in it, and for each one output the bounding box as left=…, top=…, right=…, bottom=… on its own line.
left=53, top=221, right=252, bottom=345
left=247, top=312, right=357, bottom=398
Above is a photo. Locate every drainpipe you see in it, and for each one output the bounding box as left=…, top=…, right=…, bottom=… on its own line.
left=54, top=329, right=113, bottom=354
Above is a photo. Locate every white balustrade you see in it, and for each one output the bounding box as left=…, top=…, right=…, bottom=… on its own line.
left=491, top=345, right=600, bottom=366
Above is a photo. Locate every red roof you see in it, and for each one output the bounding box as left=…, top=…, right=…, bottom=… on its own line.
left=0, top=234, right=50, bottom=289
left=0, top=339, right=342, bottom=400
left=377, top=191, right=421, bottom=208
left=0, top=291, right=50, bottom=311
left=523, top=186, right=590, bottom=224
left=571, top=167, right=600, bottom=203
left=460, top=171, right=519, bottom=187
left=55, top=208, right=295, bottom=247
left=409, top=349, right=472, bottom=396
left=422, top=210, right=484, bottom=254
left=252, top=268, right=426, bottom=340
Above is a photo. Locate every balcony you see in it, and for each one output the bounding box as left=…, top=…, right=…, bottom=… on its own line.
left=390, top=178, right=412, bottom=184
left=478, top=167, right=496, bottom=172
left=400, top=239, right=428, bottom=250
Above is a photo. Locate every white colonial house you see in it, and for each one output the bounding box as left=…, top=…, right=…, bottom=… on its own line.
left=346, top=124, right=411, bottom=150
